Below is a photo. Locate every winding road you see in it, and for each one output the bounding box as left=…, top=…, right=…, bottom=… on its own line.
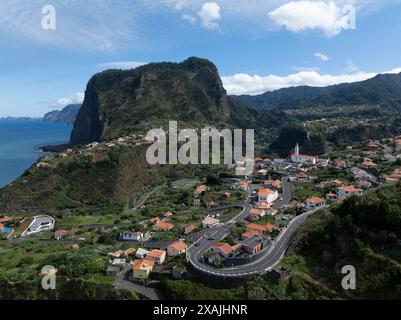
left=187, top=202, right=325, bottom=278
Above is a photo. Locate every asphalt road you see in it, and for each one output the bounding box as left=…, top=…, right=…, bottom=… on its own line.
left=273, top=176, right=294, bottom=210
left=187, top=206, right=325, bottom=277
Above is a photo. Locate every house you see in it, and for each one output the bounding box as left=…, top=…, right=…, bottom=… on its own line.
left=231, top=180, right=250, bottom=192
left=255, top=201, right=271, bottom=210
left=241, top=229, right=262, bottom=240
left=135, top=248, right=149, bottom=259
left=210, top=243, right=233, bottom=257
left=290, top=154, right=317, bottom=165
left=132, top=259, right=155, bottom=279
left=202, top=216, right=220, bottom=228
left=337, top=186, right=363, bottom=198
left=184, top=225, right=196, bottom=234
left=222, top=192, right=231, bottom=198
left=326, top=192, right=337, bottom=201
left=153, top=221, right=174, bottom=231
left=54, top=229, right=68, bottom=240
left=239, top=180, right=250, bottom=191
left=249, top=208, right=265, bottom=219
left=108, top=250, right=125, bottom=258
left=255, top=169, right=268, bottom=178
left=124, top=248, right=136, bottom=257
left=112, top=258, right=126, bottom=268
left=146, top=249, right=166, bottom=264
left=296, top=172, right=309, bottom=182
left=265, top=208, right=278, bottom=216
left=194, top=185, right=208, bottom=197
left=22, top=215, right=55, bottom=236
left=167, top=241, right=188, bottom=256
left=164, top=211, right=173, bottom=218
left=241, top=236, right=267, bottom=254
left=305, top=197, right=326, bottom=210
left=246, top=223, right=275, bottom=233
left=122, top=231, right=144, bottom=241
left=264, top=179, right=282, bottom=189
left=105, top=266, right=120, bottom=276
left=0, top=217, right=12, bottom=225
left=356, top=179, right=372, bottom=189
left=149, top=217, right=161, bottom=225
left=257, top=188, right=279, bottom=203
left=193, top=198, right=201, bottom=206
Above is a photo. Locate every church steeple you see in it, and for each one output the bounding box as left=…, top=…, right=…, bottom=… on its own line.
left=294, top=143, right=300, bottom=155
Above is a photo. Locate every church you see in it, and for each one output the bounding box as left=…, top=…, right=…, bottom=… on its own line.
left=290, top=143, right=317, bottom=165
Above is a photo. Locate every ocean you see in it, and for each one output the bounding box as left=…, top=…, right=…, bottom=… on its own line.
left=0, top=119, right=72, bottom=188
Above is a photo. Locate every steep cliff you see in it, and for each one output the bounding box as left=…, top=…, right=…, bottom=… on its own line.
left=70, top=57, right=253, bottom=146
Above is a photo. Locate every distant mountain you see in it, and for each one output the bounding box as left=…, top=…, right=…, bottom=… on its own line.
left=232, top=72, right=401, bottom=110
left=43, top=104, right=81, bottom=124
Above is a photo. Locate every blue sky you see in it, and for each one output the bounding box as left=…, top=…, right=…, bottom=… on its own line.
left=1, top=0, right=401, bottom=117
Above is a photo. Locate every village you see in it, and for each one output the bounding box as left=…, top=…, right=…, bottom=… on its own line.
left=1, top=134, right=401, bottom=295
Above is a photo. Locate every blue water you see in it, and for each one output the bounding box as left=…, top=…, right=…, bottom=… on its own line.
left=0, top=120, right=72, bottom=188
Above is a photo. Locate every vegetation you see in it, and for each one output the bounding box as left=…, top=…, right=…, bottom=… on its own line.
left=288, top=182, right=401, bottom=299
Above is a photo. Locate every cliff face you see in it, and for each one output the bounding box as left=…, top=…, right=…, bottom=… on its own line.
left=70, top=57, right=242, bottom=146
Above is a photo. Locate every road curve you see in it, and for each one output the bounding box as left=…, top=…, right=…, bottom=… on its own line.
left=187, top=207, right=325, bottom=278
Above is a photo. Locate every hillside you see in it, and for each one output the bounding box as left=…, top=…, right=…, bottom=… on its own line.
left=287, top=183, right=401, bottom=299
left=0, top=57, right=284, bottom=213
left=43, top=104, right=81, bottom=124
left=233, top=72, right=401, bottom=111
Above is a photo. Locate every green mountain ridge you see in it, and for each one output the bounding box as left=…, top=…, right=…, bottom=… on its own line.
left=233, top=72, right=401, bottom=111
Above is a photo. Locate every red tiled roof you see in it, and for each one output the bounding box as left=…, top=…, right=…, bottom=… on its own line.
left=212, top=242, right=233, bottom=255
left=241, top=229, right=262, bottom=239
left=307, top=197, right=326, bottom=204
left=258, top=188, right=274, bottom=197
left=168, top=241, right=188, bottom=252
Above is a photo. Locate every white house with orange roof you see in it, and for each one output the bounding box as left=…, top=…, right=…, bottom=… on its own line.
left=337, top=186, right=363, bottom=198
left=305, top=197, right=326, bottom=210
left=132, top=259, right=154, bottom=279
left=257, top=188, right=279, bottom=204
left=167, top=241, right=188, bottom=256
left=146, top=249, right=166, bottom=264
left=210, top=243, right=233, bottom=258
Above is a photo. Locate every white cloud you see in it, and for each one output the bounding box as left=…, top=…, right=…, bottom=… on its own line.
left=182, top=14, right=197, bottom=24
left=96, top=61, right=148, bottom=70
left=198, top=2, right=222, bottom=30
left=268, top=1, right=356, bottom=37
left=223, top=63, right=401, bottom=95
left=222, top=70, right=379, bottom=95
left=314, top=52, right=330, bottom=61
left=346, top=60, right=359, bottom=72
left=43, top=92, right=85, bottom=109
left=385, top=67, right=401, bottom=74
